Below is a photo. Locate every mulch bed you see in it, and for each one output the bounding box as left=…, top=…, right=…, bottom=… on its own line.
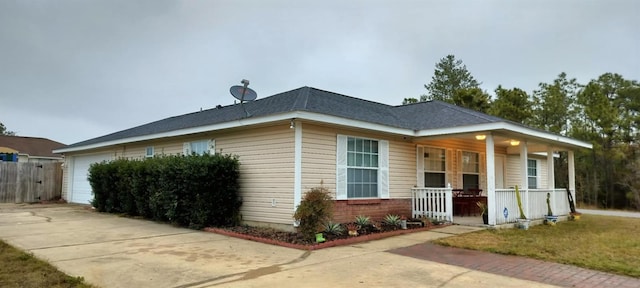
left=205, top=222, right=449, bottom=250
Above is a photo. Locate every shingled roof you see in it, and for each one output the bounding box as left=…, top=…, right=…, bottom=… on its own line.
left=60, top=86, right=513, bottom=149
left=0, top=135, right=65, bottom=158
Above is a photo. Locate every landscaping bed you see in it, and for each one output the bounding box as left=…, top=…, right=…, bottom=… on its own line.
left=205, top=220, right=448, bottom=250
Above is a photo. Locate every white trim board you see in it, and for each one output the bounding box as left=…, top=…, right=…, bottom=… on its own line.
left=55, top=111, right=592, bottom=154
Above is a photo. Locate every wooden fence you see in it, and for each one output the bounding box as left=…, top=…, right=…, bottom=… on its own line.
left=0, top=162, right=62, bottom=203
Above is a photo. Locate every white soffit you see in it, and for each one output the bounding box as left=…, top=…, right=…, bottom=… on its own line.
left=54, top=112, right=591, bottom=153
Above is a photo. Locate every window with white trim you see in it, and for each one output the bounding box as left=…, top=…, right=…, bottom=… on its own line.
left=347, top=137, right=378, bottom=198
left=528, top=159, right=538, bottom=189
left=145, top=146, right=154, bottom=158
left=462, top=151, right=479, bottom=191
left=336, top=135, right=389, bottom=200
left=424, top=147, right=446, bottom=187
left=183, top=139, right=215, bottom=155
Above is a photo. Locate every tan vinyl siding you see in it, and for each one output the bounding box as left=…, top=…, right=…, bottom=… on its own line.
left=538, top=157, right=548, bottom=188
left=388, top=140, right=417, bottom=198
left=61, top=157, right=70, bottom=200
left=60, top=124, right=295, bottom=225
left=300, top=124, right=337, bottom=192
left=505, top=155, right=548, bottom=189
left=216, top=125, right=295, bottom=225
left=506, top=155, right=521, bottom=188
left=300, top=123, right=416, bottom=199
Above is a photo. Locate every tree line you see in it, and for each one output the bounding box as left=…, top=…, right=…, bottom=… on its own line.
left=413, top=55, right=640, bottom=210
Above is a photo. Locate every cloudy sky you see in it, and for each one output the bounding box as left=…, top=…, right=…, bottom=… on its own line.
left=1, top=0, right=638, bottom=145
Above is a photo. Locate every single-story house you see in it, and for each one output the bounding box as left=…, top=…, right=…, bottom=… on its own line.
left=53, top=87, right=591, bottom=228
left=0, top=135, right=65, bottom=163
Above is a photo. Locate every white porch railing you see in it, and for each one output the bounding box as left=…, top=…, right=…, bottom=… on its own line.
left=411, top=187, right=452, bottom=222
left=494, top=188, right=571, bottom=225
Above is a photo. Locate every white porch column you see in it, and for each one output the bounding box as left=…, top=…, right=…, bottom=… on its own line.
left=486, top=134, right=496, bottom=225
left=547, top=146, right=556, bottom=215
left=520, top=141, right=529, bottom=218
left=568, top=150, right=576, bottom=198
left=293, top=120, right=302, bottom=214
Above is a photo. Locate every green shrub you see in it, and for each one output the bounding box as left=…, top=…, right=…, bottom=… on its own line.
left=88, top=153, right=241, bottom=229
left=293, top=186, right=334, bottom=241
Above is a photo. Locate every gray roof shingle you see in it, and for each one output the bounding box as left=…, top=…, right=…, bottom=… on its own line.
left=63, top=86, right=509, bottom=149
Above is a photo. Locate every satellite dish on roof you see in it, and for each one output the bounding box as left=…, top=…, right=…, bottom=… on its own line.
left=229, top=79, right=257, bottom=117
left=230, top=85, right=257, bottom=102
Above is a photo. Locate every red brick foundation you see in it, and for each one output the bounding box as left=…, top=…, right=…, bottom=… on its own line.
left=333, top=198, right=412, bottom=223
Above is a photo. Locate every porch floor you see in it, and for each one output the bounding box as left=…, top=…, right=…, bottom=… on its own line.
left=452, top=216, right=485, bottom=227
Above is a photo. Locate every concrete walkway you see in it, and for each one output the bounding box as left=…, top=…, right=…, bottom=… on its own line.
left=0, top=204, right=633, bottom=288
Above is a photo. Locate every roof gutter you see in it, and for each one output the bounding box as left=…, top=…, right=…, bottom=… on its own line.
left=414, top=122, right=592, bottom=149
left=54, top=112, right=592, bottom=153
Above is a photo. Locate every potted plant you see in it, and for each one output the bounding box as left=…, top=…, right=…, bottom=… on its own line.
left=476, top=201, right=488, bottom=225
left=400, top=215, right=408, bottom=230
left=545, top=193, right=558, bottom=226
left=515, top=186, right=530, bottom=230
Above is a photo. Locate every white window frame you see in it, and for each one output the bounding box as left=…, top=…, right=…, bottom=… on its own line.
left=183, top=139, right=216, bottom=155
left=145, top=146, right=154, bottom=158
left=424, top=146, right=446, bottom=188
left=527, top=159, right=539, bottom=189
left=336, top=135, right=389, bottom=200
left=462, top=151, right=480, bottom=174
left=459, top=150, right=481, bottom=191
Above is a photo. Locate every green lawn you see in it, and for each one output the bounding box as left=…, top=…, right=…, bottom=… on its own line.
left=434, top=214, right=640, bottom=278
left=0, top=240, right=95, bottom=288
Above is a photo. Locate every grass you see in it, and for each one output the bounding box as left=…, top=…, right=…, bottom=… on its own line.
left=0, top=240, right=95, bottom=288
left=434, top=214, right=640, bottom=278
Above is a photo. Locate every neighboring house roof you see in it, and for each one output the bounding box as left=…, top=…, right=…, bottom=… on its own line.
left=55, top=86, right=592, bottom=153
left=0, top=135, right=65, bottom=158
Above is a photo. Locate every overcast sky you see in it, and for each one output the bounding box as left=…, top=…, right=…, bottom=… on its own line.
left=1, top=0, right=638, bottom=146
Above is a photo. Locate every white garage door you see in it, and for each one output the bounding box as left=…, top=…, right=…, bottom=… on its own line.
left=71, top=153, right=111, bottom=204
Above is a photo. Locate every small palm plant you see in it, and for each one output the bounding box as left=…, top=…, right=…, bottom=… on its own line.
left=354, top=215, right=371, bottom=226
left=323, top=221, right=344, bottom=236
left=383, top=214, right=401, bottom=230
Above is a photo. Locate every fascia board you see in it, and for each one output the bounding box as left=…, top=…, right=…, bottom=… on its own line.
left=54, top=113, right=591, bottom=154
left=54, top=111, right=414, bottom=154
left=415, top=122, right=592, bottom=149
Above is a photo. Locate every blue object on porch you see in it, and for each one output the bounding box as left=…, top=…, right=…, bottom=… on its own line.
left=503, top=207, right=509, bottom=219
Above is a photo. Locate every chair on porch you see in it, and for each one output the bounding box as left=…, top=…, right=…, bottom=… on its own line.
left=468, top=188, right=482, bottom=196
left=460, top=188, right=483, bottom=215
left=453, top=190, right=472, bottom=216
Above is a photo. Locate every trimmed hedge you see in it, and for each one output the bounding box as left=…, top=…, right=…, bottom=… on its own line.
left=88, top=154, right=241, bottom=229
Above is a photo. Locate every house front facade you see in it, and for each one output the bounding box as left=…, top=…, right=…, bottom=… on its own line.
left=54, top=87, right=591, bottom=229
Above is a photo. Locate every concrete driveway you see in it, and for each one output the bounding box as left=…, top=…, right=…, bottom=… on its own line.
left=0, top=204, right=557, bottom=288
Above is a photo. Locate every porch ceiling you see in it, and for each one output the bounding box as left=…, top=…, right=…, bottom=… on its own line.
left=414, top=130, right=585, bottom=154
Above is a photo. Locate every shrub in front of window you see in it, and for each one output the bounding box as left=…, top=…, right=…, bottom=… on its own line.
left=293, top=186, right=334, bottom=241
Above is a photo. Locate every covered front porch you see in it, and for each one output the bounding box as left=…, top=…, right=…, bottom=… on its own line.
left=410, top=131, right=585, bottom=226
left=412, top=187, right=571, bottom=225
